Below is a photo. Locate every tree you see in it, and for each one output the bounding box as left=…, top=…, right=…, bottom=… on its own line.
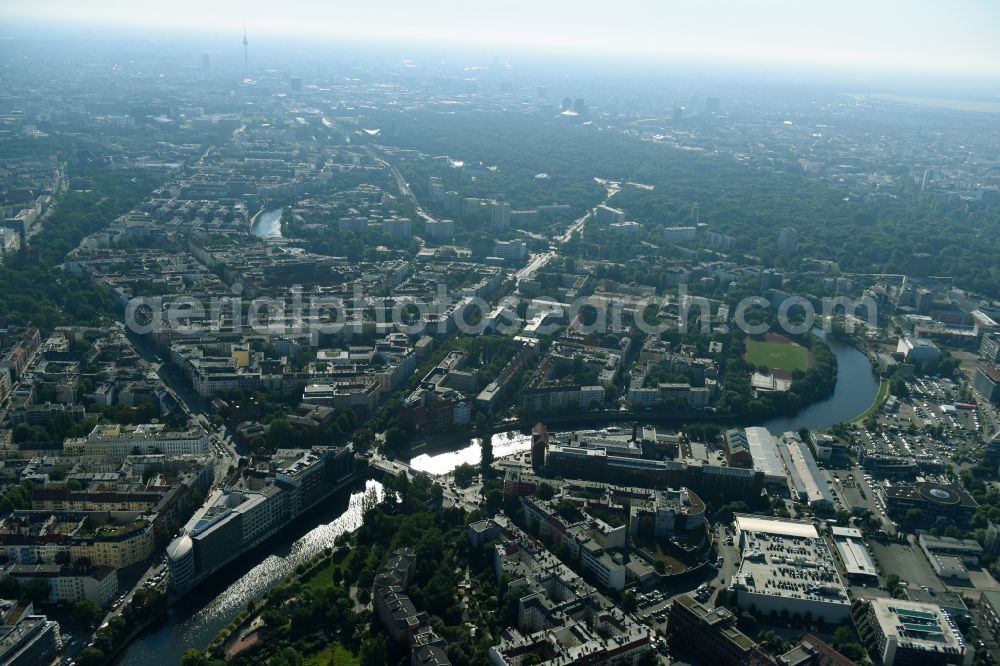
left=24, top=578, right=50, bottom=604
left=265, top=419, right=299, bottom=449
left=481, top=436, right=494, bottom=472
left=270, top=647, right=305, bottom=666
left=905, top=508, right=924, bottom=524
left=839, top=642, right=867, bottom=661
left=536, top=482, right=556, bottom=501
left=890, top=374, right=909, bottom=398
left=486, top=488, right=504, bottom=515
left=79, top=647, right=106, bottom=666
left=261, top=608, right=285, bottom=629
left=757, top=629, right=791, bottom=654
left=453, top=463, right=476, bottom=487
left=384, top=426, right=409, bottom=451
left=73, top=598, right=102, bottom=627
left=623, top=591, right=638, bottom=613
left=717, top=500, right=750, bottom=521
left=831, top=624, right=854, bottom=649
left=636, top=652, right=659, bottom=666
left=180, top=649, right=210, bottom=666
left=0, top=576, right=19, bottom=599
left=359, top=635, right=387, bottom=666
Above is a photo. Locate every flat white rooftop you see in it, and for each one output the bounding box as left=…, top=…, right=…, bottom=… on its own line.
left=835, top=536, right=878, bottom=578
left=745, top=427, right=786, bottom=482
left=735, top=515, right=818, bottom=539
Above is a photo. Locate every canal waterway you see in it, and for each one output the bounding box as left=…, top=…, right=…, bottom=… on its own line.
left=249, top=208, right=283, bottom=238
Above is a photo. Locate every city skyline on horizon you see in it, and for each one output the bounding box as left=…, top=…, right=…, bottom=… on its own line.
left=2, top=0, right=999, bottom=81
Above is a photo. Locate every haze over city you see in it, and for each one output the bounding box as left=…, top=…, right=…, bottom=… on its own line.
left=1, top=2, right=1000, bottom=666
left=3, top=0, right=1000, bottom=79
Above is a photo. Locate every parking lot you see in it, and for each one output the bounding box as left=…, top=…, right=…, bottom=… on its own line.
left=868, top=538, right=942, bottom=590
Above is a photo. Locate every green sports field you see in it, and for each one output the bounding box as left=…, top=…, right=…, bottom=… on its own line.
left=745, top=338, right=810, bottom=373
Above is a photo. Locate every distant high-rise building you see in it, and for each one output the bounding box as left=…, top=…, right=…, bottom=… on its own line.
left=290, top=76, right=302, bottom=92
left=201, top=52, right=210, bottom=70
left=672, top=104, right=684, bottom=122
left=462, top=197, right=481, bottom=216
left=492, top=239, right=527, bottom=261
left=910, top=252, right=933, bottom=276
left=760, top=269, right=784, bottom=292
left=777, top=227, right=798, bottom=253
left=491, top=198, right=511, bottom=233
left=915, top=288, right=934, bottom=314
left=425, top=219, right=454, bottom=242
left=573, top=98, right=586, bottom=115
left=443, top=191, right=461, bottom=214
left=705, top=96, right=720, bottom=113
left=381, top=217, right=412, bottom=239
left=595, top=205, right=625, bottom=225
left=428, top=177, right=444, bottom=204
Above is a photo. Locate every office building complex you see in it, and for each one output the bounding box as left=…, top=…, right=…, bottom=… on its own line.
left=880, top=481, right=978, bottom=526
left=974, top=366, right=1000, bottom=404
left=667, top=594, right=775, bottom=666
left=167, top=446, right=353, bottom=597
left=854, top=597, right=972, bottom=665
left=492, top=239, right=527, bottom=261
left=538, top=427, right=765, bottom=502
left=981, top=336, right=1000, bottom=364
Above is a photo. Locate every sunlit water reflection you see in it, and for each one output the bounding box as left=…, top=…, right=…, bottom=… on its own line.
left=249, top=207, right=283, bottom=238
left=116, top=480, right=384, bottom=665
left=408, top=431, right=532, bottom=475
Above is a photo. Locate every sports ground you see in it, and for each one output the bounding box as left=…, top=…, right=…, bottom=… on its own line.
left=745, top=335, right=810, bottom=373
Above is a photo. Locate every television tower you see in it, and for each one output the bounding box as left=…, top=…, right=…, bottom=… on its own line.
left=242, top=19, right=248, bottom=73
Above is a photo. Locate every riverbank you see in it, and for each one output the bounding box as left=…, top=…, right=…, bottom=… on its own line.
left=400, top=331, right=880, bottom=474
left=98, top=604, right=168, bottom=666
left=756, top=329, right=880, bottom=433
left=853, top=378, right=890, bottom=423
left=204, top=544, right=353, bottom=662
left=113, top=480, right=384, bottom=665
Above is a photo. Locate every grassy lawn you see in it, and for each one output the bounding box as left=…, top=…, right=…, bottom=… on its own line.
left=745, top=338, right=810, bottom=373
left=301, top=548, right=355, bottom=593
left=302, top=559, right=338, bottom=592
left=306, top=644, right=359, bottom=666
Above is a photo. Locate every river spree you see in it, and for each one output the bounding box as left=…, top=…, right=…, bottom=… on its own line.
left=409, top=431, right=533, bottom=475
left=249, top=208, right=283, bottom=238
left=116, top=333, right=876, bottom=662
left=760, top=330, right=880, bottom=433
left=407, top=331, right=881, bottom=475
left=116, top=480, right=383, bottom=665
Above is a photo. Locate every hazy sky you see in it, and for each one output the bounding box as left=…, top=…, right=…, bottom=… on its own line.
left=2, top=0, right=999, bottom=77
